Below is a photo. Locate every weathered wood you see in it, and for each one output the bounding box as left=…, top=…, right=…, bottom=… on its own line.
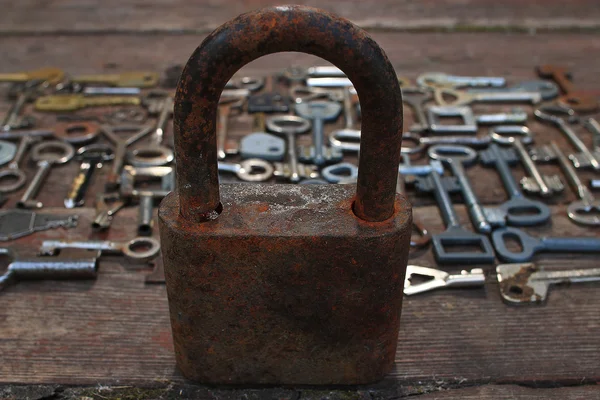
left=0, top=32, right=599, bottom=392
left=2, top=0, right=600, bottom=34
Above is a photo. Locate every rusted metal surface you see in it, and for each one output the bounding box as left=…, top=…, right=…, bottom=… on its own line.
left=173, top=4, right=404, bottom=223
left=160, top=5, right=411, bottom=385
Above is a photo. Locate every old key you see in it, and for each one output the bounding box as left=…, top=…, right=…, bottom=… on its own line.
left=35, top=94, right=141, bottom=112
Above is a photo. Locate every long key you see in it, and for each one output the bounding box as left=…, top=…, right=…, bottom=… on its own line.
left=480, top=143, right=550, bottom=226
left=435, top=87, right=541, bottom=107
left=428, top=145, right=498, bottom=233
left=128, top=95, right=174, bottom=166
left=534, top=106, right=600, bottom=171
left=0, top=135, right=36, bottom=193
left=295, top=100, right=343, bottom=166
left=101, top=124, right=154, bottom=190
left=416, top=72, right=506, bottom=89
left=427, top=106, right=528, bottom=134
left=497, top=263, right=600, bottom=305
left=1, top=82, right=40, bottom=131
left=35, top=94, right=141, bottom=112
left=0, top=209, right=78, bottom=241
left=536, top=65, right=598, bottom=112
left=492, top=227, right=600, bottom=263
left=0, top=248, right=98, bottom=292
left=40, top=237, right=160, bottom=263
left=546, top=141, right=600, bottom=226
left=404, top=265, right=485, bottom=295
left=416, top=165, right=495, bottom=264
left=70, top=72, right=159, bottom=88
left=583, top=117, right=600, bottom=152
left=65, top=144, right=114, bottom=208
left=17, top=141, right=74, bottom=209
left=266, top=115, right=312, bottom=183
left=217, top=97, right=244, bottom=160
left=490, top=125, right=563, bottom=198
left=0, top=67, right=64, bottom=85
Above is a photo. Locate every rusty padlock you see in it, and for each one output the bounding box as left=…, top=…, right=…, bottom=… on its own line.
left=159, top=5, right=412, bottom=385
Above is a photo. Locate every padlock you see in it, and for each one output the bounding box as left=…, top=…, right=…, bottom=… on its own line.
left=159, top=5, right=412, bottom=385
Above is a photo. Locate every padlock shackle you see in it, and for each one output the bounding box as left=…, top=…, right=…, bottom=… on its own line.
left=174, top=5, right=403, bottom=222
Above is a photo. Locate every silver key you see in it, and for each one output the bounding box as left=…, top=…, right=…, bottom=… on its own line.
left=0, top=209, right=78, bottom=241
left=40, top=237, right=160, bottom=263
left=17, top=140, right=74, bottom=209
left=435, top=87, right=541, bottom=107
left=295, top=101, right=343, bottom=166
left=266, top=115, right=312, bottom=183
left=497, top=263, right=600, bottom=305
left=583, top=117, right=600, bottom=153
left=417, top=72, right=506, bottom=89
left=0, top=248, right=98, bottom=292
left=490, top=125, right=563, bottom=198
left=218, top=159, right=274, bottom=182
left=1, top=82, right=39, bottom=131
left=404, top=265, right=485, bottom=295
left=281, top=65, right=345, bottom=83
left=128, top=95, right=174, bottom=167
left=534, top=106, right=600, bottom=171
left=426, top=105, right=528, bottom=134
left=217, top=98, right=244, bottom=160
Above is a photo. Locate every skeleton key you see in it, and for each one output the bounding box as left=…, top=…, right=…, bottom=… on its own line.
left=492, top=227, right=600, bottom=263
left=490, top=125, right=563, bottom=198
left=534, top=106, right=600, bottom=171
left=583, top=117, right=600, bottom=152
left=217, top=97, right=244, bottom=160
left=497, top=263, right=600, bottom=305
left=0, top=209, right=78, bottom=241
left=40, top=237, right=160, bottom=263
left=537, top=141, right=600, bottom=227
left=416, top=72, right=506, bottom=89
left=65, top=144, right=115, bottom=208
left=402, top=88, right=433, bottom=132
left=128, top=95, right=174, bottom=167
left=70, top=72, right=159, bottom=88
left=17, top=141, right=75, bottom=209
left=1, top=81, right=41, bottom=131
left=0, top=67, right=64, bottom=85
left=295, top=101, right=343, bottom=165
left=435, top=87, right=541, bottom=107
left=536, top=65, right=598, bottom=113
left=35, top=94, right=141, bottom=112
left=266, top=115, right=312, bottom=182
left=404, top=265, right=485, bottom=296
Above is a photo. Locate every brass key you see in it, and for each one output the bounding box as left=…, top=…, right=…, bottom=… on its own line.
left=71, top=72, right=159, bottom=87
left=35, top=94, right=141, bottom=112
left=0, top=67, right=64, bottom=84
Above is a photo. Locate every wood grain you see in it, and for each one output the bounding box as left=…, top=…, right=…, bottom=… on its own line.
left=2, top=0, right=600, bottom=34
left=0, top=32, right=599, bottom=392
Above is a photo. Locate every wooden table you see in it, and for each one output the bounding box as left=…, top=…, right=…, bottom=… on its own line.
left=0, top=1, right=599, bottom=398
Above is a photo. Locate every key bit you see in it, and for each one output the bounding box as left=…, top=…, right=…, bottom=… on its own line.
left=404, top=265, right=485, bottom=295
left=35, top=94, right=141, bottom=112
left=0, top=210, right=78, bottom=241
left=497, top=263, right=600, bottom=305
left=521, top=175, right=564, bottom=195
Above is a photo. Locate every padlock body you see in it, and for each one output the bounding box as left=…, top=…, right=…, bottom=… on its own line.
left=159, top=183, right=412, bottom=385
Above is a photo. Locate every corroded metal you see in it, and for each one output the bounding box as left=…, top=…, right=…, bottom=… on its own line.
left=159, top=5, right=412, bottom=385
left=173, top=4, right=403, bottom=222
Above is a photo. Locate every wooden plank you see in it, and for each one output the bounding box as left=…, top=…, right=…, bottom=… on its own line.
left=0, top=32, right=599, bottom=388
left=2, top=0, right=600, bottom=34
left=399, top=384, right=600, bottom=399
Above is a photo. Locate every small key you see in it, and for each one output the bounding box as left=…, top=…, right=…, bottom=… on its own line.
left=70, top=72, right=159, bottom=88
left=0, top=209, right=78, bottom=241
left=65, top=144, right=115, bottom=208
left=18, top=140, right=75, bottom=209
left=35, top=94, right=141, bottom=112
left=435, top=87, right=541, bottom=107
left=40, top=237, right=160, bottom=263
left=416, top=72, right=506, bottom=89
left=404, top=265, right=485, bottom=295
left=0, top=67, right=65, bottom=85
left=497, top=262, right=600, bottom=305
left=295, top=100, right=343, bottom=166
left=490, top=125, right=563, bottom=198
left=534, top=106, right=600, bottom=171
left=0, top=248, right=99, bottom=292
left=480, top=143, right=551, bottom=226
left=218, top=159, right=274, bottom=182
left=217, top=97, right=244, bottom=160
left=492, top=227, right=600, bottom=263
left=266, top=115, right=312, bottom=183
